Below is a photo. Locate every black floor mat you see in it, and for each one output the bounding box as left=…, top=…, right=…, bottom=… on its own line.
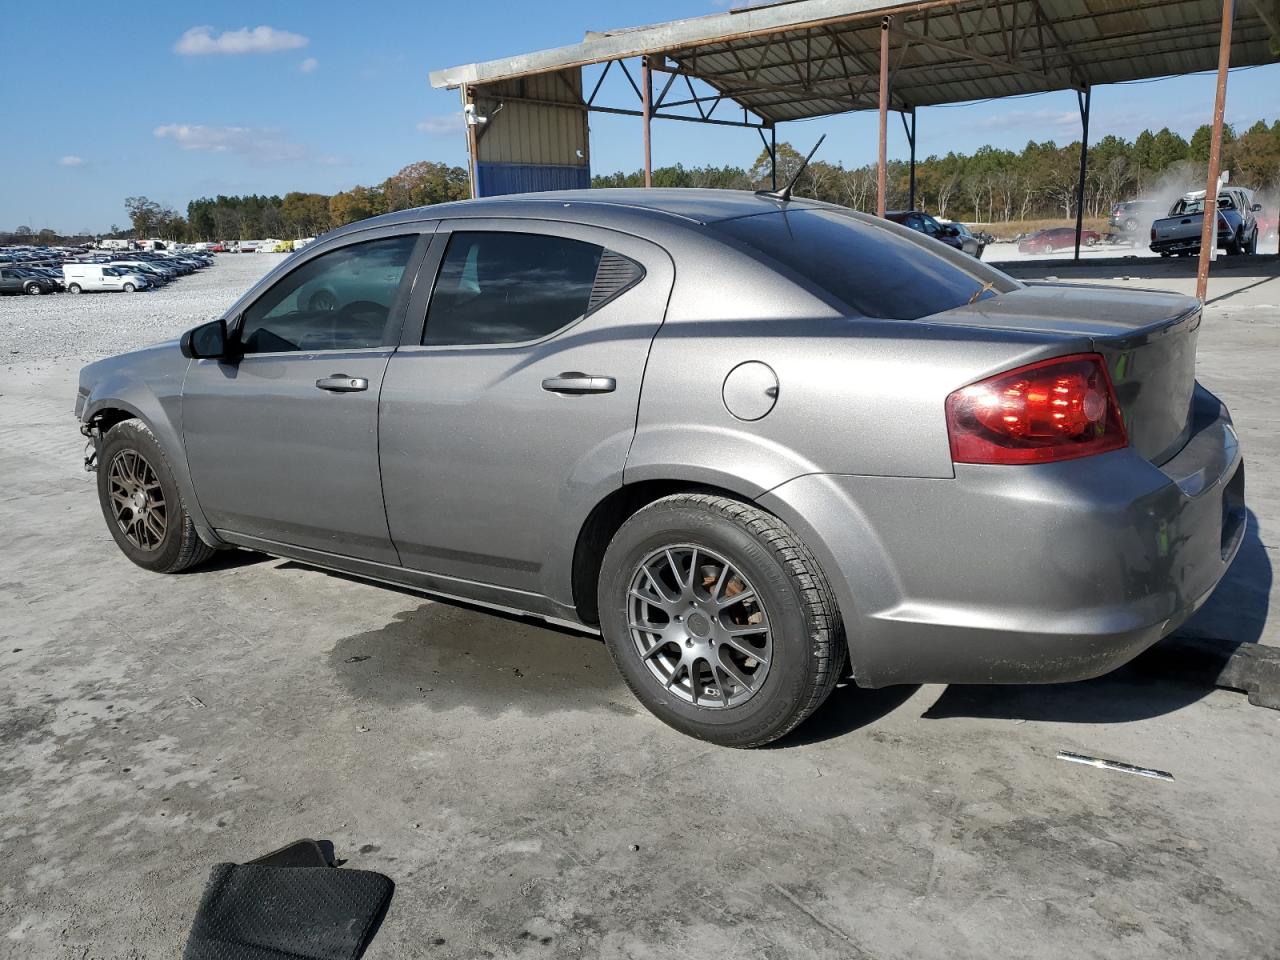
left=183, top=843, right=393, bottom=960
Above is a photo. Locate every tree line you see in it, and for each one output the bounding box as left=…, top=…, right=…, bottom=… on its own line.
left=112, top=160, right=471, bottom=243
left=8, top=116, right=1276, bottom=246
left=596, top=118, right=1280, bottom=223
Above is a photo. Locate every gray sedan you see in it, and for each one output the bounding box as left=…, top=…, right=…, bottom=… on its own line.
left=76, top=189, right=1245, bottom=747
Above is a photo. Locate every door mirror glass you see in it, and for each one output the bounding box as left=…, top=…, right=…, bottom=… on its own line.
left=181, top=319, right=230, bottom=360
left=941, top=225, right=960, bottom=238
left=1252, top=203, right=1263, bottom=212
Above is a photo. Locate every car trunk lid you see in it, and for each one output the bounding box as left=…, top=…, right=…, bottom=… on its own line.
left=926, top=282, right=1200, bottom=464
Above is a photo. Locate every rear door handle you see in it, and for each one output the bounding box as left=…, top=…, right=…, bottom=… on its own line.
left=541, top=372, right=616, bottom=395
left=315, top=375, right=369, bottom=392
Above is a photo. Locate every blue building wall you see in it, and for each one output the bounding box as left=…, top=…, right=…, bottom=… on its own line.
left=475, top=162, right=591, bottom=197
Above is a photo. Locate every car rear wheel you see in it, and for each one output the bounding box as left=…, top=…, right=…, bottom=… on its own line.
left=96, top=419, right=215, bottom=573
left=598, top=493, right=846, bottom=748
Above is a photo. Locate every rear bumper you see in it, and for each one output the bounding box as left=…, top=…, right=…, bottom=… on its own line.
left=1150, top=231, right=1232, bottom=254
left=759, top=384, right=1245, bottom=687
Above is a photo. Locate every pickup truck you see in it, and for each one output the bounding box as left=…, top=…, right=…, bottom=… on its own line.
left=1150, top=187, right=1261, bottom=256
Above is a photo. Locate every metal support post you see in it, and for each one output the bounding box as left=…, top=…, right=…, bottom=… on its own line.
left=1197, top=0, right=1235, bottom=303
left=877, top=16, right=891, bottom=217
left=642, top=56, right=653, bottom=187
left=1073, top=86, right=1090, bottom=261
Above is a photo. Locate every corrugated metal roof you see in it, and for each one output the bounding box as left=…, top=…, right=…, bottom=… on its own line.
left=432, top=0, right=1279, bottom=121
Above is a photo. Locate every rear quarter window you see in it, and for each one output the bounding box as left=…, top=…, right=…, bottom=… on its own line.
left=710, top=207, right=1019, bottom=321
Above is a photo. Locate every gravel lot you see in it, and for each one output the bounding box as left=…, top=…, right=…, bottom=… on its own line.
left=0, top=253, right=288, bottom=364
left=1, top=250, right=1277, bottom=959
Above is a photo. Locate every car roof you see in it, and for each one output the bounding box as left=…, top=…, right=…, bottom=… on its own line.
left=326, top=188, right=834, bottom=239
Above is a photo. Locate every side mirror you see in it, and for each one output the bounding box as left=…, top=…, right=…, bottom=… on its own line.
left=1252, top=203, right=1263, bottom=212
left=180, top=318, right=233, bottom=360
left=942, top=225, right=960, bottom=237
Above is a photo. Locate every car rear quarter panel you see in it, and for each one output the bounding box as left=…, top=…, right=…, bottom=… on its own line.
left=627, top=311, right=1085, bottom=493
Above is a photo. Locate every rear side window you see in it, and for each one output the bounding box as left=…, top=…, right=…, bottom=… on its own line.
left=423, top=232, right=609, bottom=346
left=710, top=208, right=1018, bottom=321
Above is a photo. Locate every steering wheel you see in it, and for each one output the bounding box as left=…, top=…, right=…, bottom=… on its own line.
left=321, top=299, right=388, bottom=348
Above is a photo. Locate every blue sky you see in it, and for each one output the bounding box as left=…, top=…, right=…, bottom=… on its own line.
left=2, top=1, right=1277, bottom=233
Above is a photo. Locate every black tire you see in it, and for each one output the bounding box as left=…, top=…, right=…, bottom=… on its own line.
left=25, top=283, right=42, bottom=295
left=123, top=282, right=137, bottom=293
left=96, top=418, right=216, bottom=573
left=597, top=493, right=846, bottom=748
left=69, top=283, right=83, bottom=293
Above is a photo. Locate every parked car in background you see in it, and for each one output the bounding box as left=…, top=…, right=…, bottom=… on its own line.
left=1258, top=209, right=1277, bottom=242
left=943, top=221, right=985, bottom=259
left=63, top=263, right=150, bottom=293
left=883, top=210, right=983, bottom=257
left=1018, top=227, right=1101, bottom=254
left=1, top=266, right=59, bottom=295
left=1150, top=187, right=1260, bottom=257
left=76, top=189, right=1245, bottom=747
left=1108, top=200, right=1157, bottom=239
left=110, top=259, right=173, bottom=285
left=25, top=266, right=67, bottom=291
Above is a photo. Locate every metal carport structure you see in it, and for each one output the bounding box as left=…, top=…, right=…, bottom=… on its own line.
left=431, top=0, right=1279, bottom=298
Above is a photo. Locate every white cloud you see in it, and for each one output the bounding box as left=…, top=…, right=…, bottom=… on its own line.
left=154, top=123, right=309, bottom=163
left=975, top=109, right=1079, bottom=131
left=299, top=57, right=318, bottom=74
left=174, top=25, right=309, bottom=56
left=58, top=155, right=86, bottom=167
left=417, top=113, right=464, bottom=135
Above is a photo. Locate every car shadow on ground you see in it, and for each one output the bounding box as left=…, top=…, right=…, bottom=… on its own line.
left=180, top=547, right=273, bottom=574
left=921, top=509, right=1271, bottom=725
left=271, top=505, right=1269, bottom=739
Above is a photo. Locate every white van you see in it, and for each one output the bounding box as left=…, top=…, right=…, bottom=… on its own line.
left=62, top=263, right=150, bottom=293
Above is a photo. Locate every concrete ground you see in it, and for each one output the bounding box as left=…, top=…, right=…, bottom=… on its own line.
left=1, top=253, right=1277, bottom=959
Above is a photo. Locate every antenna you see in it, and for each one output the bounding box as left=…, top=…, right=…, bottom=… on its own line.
left=756, top=134, right=826, bottom=202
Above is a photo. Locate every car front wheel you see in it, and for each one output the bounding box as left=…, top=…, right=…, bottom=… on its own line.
left=598, top=494, right=846, bottom=747
left=25, top=283, right=42, bottom=295
left=96, top=418, right=215, bottom=573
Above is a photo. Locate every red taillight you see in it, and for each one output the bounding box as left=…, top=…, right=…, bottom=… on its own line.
left=945, top=353, right=1128, bottom=464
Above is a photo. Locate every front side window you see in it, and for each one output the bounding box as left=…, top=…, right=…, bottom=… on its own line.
left=423, top=232, right=605, bottom=346
left=239, top=234, right=418, bottom=354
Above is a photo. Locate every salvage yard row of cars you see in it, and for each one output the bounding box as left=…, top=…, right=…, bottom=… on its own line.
left=0, top=245, right=214, bottom=295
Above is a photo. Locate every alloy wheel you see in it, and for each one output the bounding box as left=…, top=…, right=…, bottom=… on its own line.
left=107, top=449, right=167, bottom=551
left=627, top=544, right=772, bottom=709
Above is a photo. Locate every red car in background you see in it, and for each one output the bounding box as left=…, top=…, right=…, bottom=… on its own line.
left=1258, top=209, right=1277, bottom=242
left=1018, top=226, right=1101, bottom=254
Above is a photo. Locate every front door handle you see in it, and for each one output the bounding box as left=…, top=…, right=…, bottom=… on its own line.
left=541, top=372, right=616, bottom=395
left=315, top=375, right=369, bottom=392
